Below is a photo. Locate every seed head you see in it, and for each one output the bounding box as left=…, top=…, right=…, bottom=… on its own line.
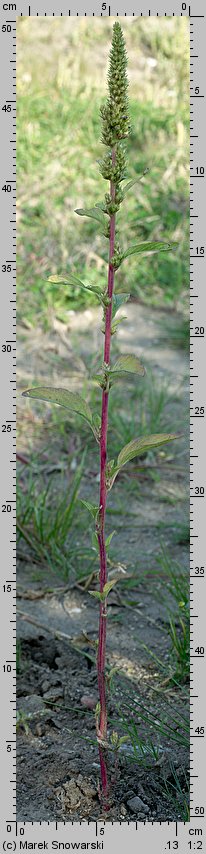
left=100, top=22, right=130, bottom=149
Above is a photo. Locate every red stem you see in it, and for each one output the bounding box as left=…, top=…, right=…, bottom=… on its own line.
left=97, top=148, right=116, bottom=808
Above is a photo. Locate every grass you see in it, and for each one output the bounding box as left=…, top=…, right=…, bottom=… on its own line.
left=160, top=762, right=190, bottom=821
left=157, top=546, right=189, bottom=684
left=17, top=449, right=92, bottom=580
left=173, top=521, right=190, bottom=545
left=135, top=545, right=189, bottom=685
left=17, top=16, right=189, bottom=330
left=114, top=694, right=189, bottom=755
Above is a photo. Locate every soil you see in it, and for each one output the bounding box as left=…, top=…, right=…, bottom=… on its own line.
left=17, top=301, right=189, bottom=822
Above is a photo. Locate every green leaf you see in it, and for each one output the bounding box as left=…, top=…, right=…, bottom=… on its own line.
left=105, top=530, right=116, bottom=549
left=110, top=731, right=119, bottom=748
left=112, top=293, right=130, bottom=320
left=122, top=169, right=149, bottom=198
left=119, top=735, right=131, bottom=746
left=91, top=412, right=101, bottom=441
left=106, top=433, right=180, bottom=490
left=95, top=201, right=107, bottom=212
left=75, top=207, right=106, bottom=227
left=92, top=374, right=105, bottom=388
left=91, top=531, right=99, bottom=551
left=89, top=590, right=103, bottom=601
left=92, top=413, right=101, bottom=431
left=121, top=241, right=178, bottom=260
left=111, top=354, right=146, bottom=378
left=89, top=578, right=119, bottom=601
left=22, top=386, right=93, bottom=425
left=117, top=433, right=180, bottom=468
left=80, top=500, right=99, bottom=519
left=48, top=273, right=102, bottom=299
left=102, top=578, right=119, bottom=598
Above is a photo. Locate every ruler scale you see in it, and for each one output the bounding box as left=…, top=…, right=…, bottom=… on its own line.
left=0, top=3, right=205, bottom=851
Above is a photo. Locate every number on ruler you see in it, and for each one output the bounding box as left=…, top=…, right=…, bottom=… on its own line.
left=1, top=24, right=12, bottom=33
left=2, top=344, right=12, bottom=353
left=2, top=104, right=12, bottom=113
left=196, top=247, right=204, bottom=255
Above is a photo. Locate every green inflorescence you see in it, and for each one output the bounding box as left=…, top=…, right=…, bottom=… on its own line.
left=100, top=21, right=130, bottom=147
left=98, top=22, right=131, bottom=208
left=98, top=143, right=128, bottom=185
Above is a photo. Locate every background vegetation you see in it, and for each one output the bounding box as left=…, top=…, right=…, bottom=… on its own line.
left=17, top=16, right=189, bottom=329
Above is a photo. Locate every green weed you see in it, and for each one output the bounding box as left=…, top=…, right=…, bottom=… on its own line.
left=17, top=451, right=87, bottom=578
left=173, top=522, right=190, bottom=545
left=160, top=760, right=190, bottom=821
left=156, top=546, right=189, bottom=683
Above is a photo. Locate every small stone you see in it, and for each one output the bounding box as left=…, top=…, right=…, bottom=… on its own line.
left=120, top=803, right=127, bottom=816
left=127, top=796, right=149, bottom=815
left=124, top=789, right=135, bottom=800
left=80, top=695, right=97, bottom=710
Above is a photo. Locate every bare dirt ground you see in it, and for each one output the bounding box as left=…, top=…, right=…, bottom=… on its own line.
left=17, top=301, right=189, bottom=822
